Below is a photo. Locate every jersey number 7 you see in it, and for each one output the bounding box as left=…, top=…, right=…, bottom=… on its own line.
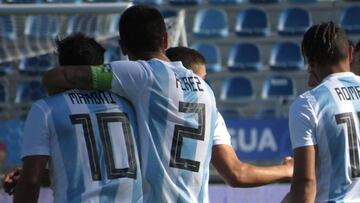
left=335, top=112, right=360, bottom=178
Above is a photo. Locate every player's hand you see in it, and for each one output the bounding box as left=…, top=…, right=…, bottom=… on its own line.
left=2, top=167, right=22, bottom=195
left=282, top=156, right=294, bottom=179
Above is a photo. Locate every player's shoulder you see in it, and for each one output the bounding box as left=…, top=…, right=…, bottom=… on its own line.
left=290, top=91, right=316, bottom=114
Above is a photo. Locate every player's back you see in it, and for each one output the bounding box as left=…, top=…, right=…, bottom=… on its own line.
left=110, top=59, right=217, bottom=203
left=295, top=72, right=360, bottom=202
left=35, top=89, right=142, bottom=203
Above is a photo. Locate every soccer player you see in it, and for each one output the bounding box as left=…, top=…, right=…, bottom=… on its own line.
left=289, top=22, right=360, bottom=203
left=13, top=33, right=143, bottom=203
left=166, top=46, right=293, bottom=187
left=43, top=6, right=218, bottom=203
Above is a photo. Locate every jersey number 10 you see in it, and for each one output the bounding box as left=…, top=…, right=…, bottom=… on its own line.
left=335, top=112, right=360, bottom=178
left=70, top=112, right=137, bottom=181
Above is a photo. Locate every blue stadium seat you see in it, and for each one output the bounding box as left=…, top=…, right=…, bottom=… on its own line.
left=25, top=15, right=59, bottom=39
left=105, top=46, right=121, bottom=63
left=3, top=0, right=39, bottom=3
left=208, top=0, right=242, bottom=5
left=220, top=109, right=242, bottom=119
left=193, top=8, right=229, bottom=38
left=0, top=120, right=24, bottom=166
left=221, top=76, right=255, bottom=103
left=288, top=0, right=318, bottom=3
left=256, top=108, right=277, bottom=119
left=0, top=16, right=16, bottom=40
left=169, top=0, right=202, bottom=5
left=15, top=81, right=47, bottom=103
left=270, top=42, right=303, bottom=71
left=192, top=43, right=222, bottom=73
left=19, top=54, right=54, bottom=75
left=0, top=62, right=13, bottom=76
left=0, top=83, right=5, bottom=103
left=249, top=0, right=279, bottom=3
left=340, top=6, right=360, bottom=34
left=67, top=15, right=102, bottom=37
left=278, top=7, right=312, bottom=36
left=85, top=0, right=121, bottom=2
left=235, top=8, right=270, bottom=37
left=261, top=75, right=296, bottom=99
left=132, top=0, right=163, bottom=5
left=227, top=43, right=262, bottom=71
left=45, top=0, right=80, bottom=2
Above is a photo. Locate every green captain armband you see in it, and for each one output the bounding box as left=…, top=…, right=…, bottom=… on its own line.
left=90, top=65, right=113, bottom=90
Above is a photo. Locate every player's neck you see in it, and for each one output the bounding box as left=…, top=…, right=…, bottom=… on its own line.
left=129, top=51, right=170, bottom=62
left=317, top=60, right=351, bottom=81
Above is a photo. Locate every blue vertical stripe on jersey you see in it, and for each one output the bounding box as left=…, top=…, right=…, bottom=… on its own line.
left=47, top=95, right=85, bottom=203
left=315, top=85, right=347, bottom=202
left=145, top=60, right=170, bottom=203
left=198, top=83, right=216, bottom=203
left=175, top=68, right=200, bottom=203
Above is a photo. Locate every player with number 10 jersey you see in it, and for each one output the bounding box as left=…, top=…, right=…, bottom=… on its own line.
left=21, top=90, right=143, bottom=203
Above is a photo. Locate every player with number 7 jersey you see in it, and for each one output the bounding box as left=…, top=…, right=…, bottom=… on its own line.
left=20, top=90, right=143, bottom=203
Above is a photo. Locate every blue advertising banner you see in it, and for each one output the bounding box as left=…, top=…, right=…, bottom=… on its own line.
left=225, top=118, right=293, bottom=161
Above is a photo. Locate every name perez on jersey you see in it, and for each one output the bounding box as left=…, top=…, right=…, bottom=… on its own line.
left=175, top=74, right=204, bottom=92
left=334, top=86, right=360, bottom=101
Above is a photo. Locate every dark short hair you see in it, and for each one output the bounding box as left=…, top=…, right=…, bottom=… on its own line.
left=56, top=32, right=105, bottom=66
left=166, top=46, right=205, bottom=70
left=119, top=5, right=166, bottom=55
left=351, top=41, right=360, bottom=68
left=302, top=21, right=349, bottom=68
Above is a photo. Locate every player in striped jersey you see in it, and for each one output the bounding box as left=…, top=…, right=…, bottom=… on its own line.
left=288, top=22, right=360, bottom=203
left=166, top=46, right=293, bottom=187
left=43, top=6, right=218, bottom=203
left=13, top=33, right=143, bottom=203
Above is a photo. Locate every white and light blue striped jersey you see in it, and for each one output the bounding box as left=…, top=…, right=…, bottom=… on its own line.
left=108, top=59, right=217, bottom=203
left=21, top=89, right=143, bottom=203
left=289, top=72, right=360, bottom=203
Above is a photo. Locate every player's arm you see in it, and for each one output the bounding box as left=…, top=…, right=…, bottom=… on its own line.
left=211, top=145, right=293, bottom=187
left=290, top=145, right=317, bottom=203
left=42, top=65, right=112, bottom=94
left=13, top=156, right=49, bottom=203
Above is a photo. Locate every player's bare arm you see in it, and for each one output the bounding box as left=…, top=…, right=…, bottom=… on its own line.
left=13, top=155, right=49, bottom=203
left=211, top=144, right=293, bottom=187
left=290, top=145, right=317, bottom=203
left=42, top=66, right=93, bottom=93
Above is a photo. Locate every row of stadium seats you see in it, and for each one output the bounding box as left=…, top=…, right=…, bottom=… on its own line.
left=0, top=80, right=46, bottom=104
left=0, top=0, right=353, bottom=5
left=192, top=6, right=360, bottom=38
left=0, top=74, right=295, bottom=105
left=193, top=41, right=303, bottom=72
left=0, top=119, right=24, bottom=167
left=0, top=40, right=303, bottom=75
left=1, top=6, right=360, bottom=41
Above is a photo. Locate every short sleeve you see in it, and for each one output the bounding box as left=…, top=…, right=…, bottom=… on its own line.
left=109, top=60, right=153, bottom=100
left=289, top=96, right=317, bottom=149
left=213, top=113, right=232, bottom=146
left=21, top=101, right=51, bottom=158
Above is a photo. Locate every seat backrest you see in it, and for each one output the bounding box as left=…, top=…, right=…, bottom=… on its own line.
left=228, top=43, right=261, bottom=71
left=168, top=0, right=202, bottom=5
left=278, top=7, right=311, bottom=35
left=249, top=0, right=279, bottom=3
left=270, top=42, right=303, bottom=70
left=67, top=15, right=101, bottom=37
left=235, top=8, right=269, bottom=36
left=192, top=43, right=221, bottom=72
left=15, top=80, right=47, bottom=103
left=19, top=54, right=54, bottom=75
left=193, top=8, right=229, bottom=38
left=340, top=6, right=360, bottom=34
left=25, top=15, right=60, bottom=38
left=0, top=16, right=16, bottom=40
left=221, top=76, right=255, bottom=102
left=262, top=75, right=295, bottom=99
